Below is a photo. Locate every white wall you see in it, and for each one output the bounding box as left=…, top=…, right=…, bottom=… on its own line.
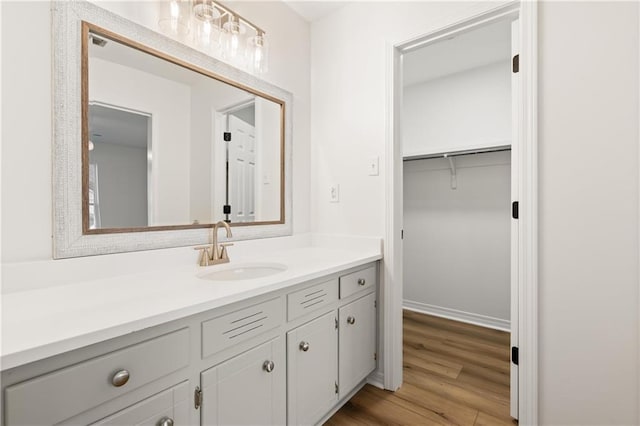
left=1, top=0, right=310, bottom=263
left=538, top=2, right=639, bottom=424
left=311, top=1, right=639, bottom=423
left=255, top=97, right=282, bottom=221
left=403, top=61, right=511, bottom=157
left=403, top=152, right=511, bottom=325
left=90, top=57, right=192, bottom=226
left=90, top=142, right=148, bottom=228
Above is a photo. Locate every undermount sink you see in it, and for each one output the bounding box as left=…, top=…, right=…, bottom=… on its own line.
left=198, top=263, right=288, bottom=281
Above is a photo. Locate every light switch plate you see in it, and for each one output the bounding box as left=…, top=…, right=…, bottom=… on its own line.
left=368, top=157, right=379, bottom=176
left=329, top=184, right=340, bottom=203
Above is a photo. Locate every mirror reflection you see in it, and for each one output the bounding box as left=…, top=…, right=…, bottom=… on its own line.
left=85, top=27, right=283, bottom=232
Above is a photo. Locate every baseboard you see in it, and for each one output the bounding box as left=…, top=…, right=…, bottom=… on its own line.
left=403, top=300, right=510, bottom=332
left=367, top=369, right=385, bottom=389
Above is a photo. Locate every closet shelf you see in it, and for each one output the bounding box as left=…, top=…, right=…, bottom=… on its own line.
left=403, top=143, right=511, bottom=162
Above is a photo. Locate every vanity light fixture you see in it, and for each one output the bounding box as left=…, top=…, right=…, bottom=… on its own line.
left=158, top=0, right=269, bottom=75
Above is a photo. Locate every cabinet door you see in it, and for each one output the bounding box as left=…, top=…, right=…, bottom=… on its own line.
left=90, top=381, right=189, bottom=426
left=339, top=292, right=376, bottom=399
left=287, top=311, right=338, bottom=426
left=200, top=337, right=285, bottom=425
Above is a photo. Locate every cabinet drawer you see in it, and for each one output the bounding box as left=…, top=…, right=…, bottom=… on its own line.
left=5, top=328, right=189, bottom=426
left=91, top=381, right=189, bottom=425
left=202, top=297, right=283, bottom=358
left=287, top=279, right=338, bottom=321
left=339, top=265, right=376, bottom=299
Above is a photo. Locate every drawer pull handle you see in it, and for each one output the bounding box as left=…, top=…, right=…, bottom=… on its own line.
left=111, top=369, right=130, bottom=387
left=158, top=417, right=174, bottom=426
left=299, top=341, right=310, bottom=352
left=263, top=360, right=275, bottom=373
left=347, top=316, right=356, bottom=325
left=357, top=278, right=366, bottom=286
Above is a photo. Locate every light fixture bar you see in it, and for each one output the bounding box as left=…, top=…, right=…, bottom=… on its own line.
left=211, top=1, right=265, bottom=35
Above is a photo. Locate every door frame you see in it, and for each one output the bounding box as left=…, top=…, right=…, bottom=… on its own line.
left=382, top=1, right=538, bottom=424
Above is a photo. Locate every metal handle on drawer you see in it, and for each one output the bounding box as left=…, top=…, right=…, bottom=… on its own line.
left=357, top=278, right=366, bottom=286
left=157, top=417, right=174, bottom=426
left=347, top=316, right=356, bottom=325
left=299, top=341, right=310, bottom=352
left=263, top=360, right=275, bottom=372
left=111, top=369, right=130, bottom=387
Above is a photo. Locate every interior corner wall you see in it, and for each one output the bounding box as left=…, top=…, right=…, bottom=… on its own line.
left=309, top=1, right=511, bottom=236
left=403, top=152, right=511, bottom=326
left=538, top=1, right=639, bottom=424
left=403, top=61, right=511, bottom=157
left=0, top=0, right=310, bottom=263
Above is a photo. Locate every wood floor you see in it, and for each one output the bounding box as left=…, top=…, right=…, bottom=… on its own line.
left=325, top=310, right=515, bottom=426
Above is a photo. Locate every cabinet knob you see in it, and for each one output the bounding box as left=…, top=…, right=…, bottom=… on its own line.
left=111, top=369, right=130, bottom=387
left=157, top=417, right=174, bottom=426
left=299, top=341, right=310, bottom=352
left=347, top=316, right=356, bottom=325
left=357, top=278, right=366, bottom=286
left=263, top=360, right=275, bottom=373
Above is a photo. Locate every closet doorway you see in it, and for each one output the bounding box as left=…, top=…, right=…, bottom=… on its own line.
left=385, top=4, right=529, bottom=422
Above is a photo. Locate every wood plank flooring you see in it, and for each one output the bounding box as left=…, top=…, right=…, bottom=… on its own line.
left=325, top=310, right=516, bottom=426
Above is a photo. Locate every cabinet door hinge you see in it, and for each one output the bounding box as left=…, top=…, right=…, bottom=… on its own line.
left=512, top=54, right=520, bottom=73
left=511, top=346, right=519, bottom=365
left=194, top=386, right=202, bottom=409
left=335, top=382, right=339, bottom=394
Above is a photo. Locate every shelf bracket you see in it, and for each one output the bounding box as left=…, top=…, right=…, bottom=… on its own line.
left=444, top=154, right=457, bottom=190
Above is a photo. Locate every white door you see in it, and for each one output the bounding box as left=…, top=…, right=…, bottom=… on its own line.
left=338, top=292, right=377, bottom=400
left=287, top=311, right=338, bottom=426
left=200, top=337, right=285, bottom=425
left=510, top=17, right=521, bottom=421
left=227, top=115, right=256, bottom=223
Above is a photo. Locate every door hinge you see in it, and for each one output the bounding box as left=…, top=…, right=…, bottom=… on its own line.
left=512, top=201, right=519, bottom=219
left=401, top=229, right=404, bottom=239
left=335, top=317, right=338, bottom=330
left=512, top=54, right=519, bottom=73
left=223, top=204, right=231, bottom=214
left=511, top=347, right=519, bottom=365
left=374, top=300, right=377, bottom=308
left=194, top=386, right=202, bottom=409
left=223, top=132, right=232, bottom=141
left=374, top=352, right=377, bottom=361
left=335, top=382, right=339, bottom=394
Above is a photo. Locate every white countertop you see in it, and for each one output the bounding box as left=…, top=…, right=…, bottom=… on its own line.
left=1, top=237, right=381, bottom=371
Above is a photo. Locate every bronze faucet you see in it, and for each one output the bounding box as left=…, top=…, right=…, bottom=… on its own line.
left=194, top=221, right=234, bottom=266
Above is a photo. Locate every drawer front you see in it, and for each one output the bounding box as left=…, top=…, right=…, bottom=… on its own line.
left=91, top=381, right=189, bottom=425
left=287, top=279, right=338, bottom=321
left=5, top=328, right=190, bottom=426
left=202, top=297, right=283, bottom=358
left=339, top=265, right=376, bottom=299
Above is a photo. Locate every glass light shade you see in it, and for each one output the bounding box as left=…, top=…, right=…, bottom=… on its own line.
left=158, top=0, right=192, bottom=37
left=193, top=16, right=221, bottom=53
left=246, top=33, right=269, bottom=74
left=193, top=0, right=220, bottom=21
left=221, top=19, right=243, bottom=64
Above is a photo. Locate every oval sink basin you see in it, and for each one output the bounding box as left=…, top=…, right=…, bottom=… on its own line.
left=198, top=263, right=287, bottom=281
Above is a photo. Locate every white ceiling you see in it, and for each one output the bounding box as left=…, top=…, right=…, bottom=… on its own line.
left=89, top=104, right=149, bottom=149
left=403, top=18, right=512, bottom=87
left=283, top=1, right=347, bottom=22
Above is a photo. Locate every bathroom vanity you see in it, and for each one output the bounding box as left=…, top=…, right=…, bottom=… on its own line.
left=1, top=247, right=380, bottom=425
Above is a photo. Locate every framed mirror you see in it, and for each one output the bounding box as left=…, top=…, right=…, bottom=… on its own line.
left=53, top=2, right=292, bottom=258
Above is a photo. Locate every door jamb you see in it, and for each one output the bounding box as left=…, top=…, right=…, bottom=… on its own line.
left=382, top=1, right=538, bottom=424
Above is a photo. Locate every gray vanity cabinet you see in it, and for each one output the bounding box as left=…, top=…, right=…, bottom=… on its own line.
left=200, top=337, right=285, bottom=426
left=286, top=311, right=339, bottom=426
left=338, top=292, right=377, bottom=400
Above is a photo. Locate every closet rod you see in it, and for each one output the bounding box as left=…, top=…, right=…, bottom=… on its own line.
left=403, top=145, right=511, bottom=162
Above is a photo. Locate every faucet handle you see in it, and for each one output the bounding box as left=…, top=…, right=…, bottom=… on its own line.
left=219, top=243, right=234, bottom=261
left=194, top=246, right=212, bottom=266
